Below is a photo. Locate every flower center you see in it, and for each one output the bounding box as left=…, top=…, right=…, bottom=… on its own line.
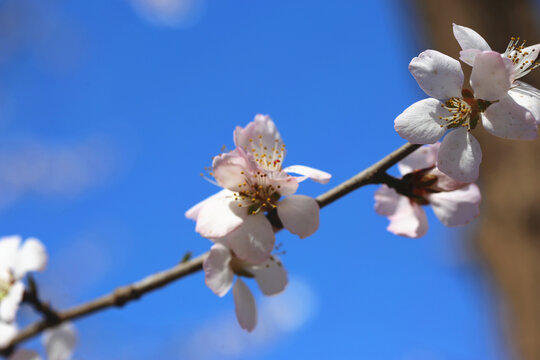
left=247, top=136, right=286, bottom=172
left=233, top=171, right=282, bottom=215
left=503, top=36, right=540, bottom=79
left=439, top=97, right=478, bottom=131
left=0, top=277, right=12, bottom=301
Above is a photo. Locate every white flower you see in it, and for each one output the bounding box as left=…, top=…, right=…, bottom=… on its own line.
left=186, top=115, right=330, bottom=264
left=9, top=322, right=76, bottom=360
left=454, top=23, right=540, bottom=124
left=204, top=243, right=287, bottom=332
left=0, top=322, right=17, bottom=349
left=374, top=144, right=481, bottom=238
left=0, top=236, right=47, bottom=323
left=394, top=49, right=537, bottom=182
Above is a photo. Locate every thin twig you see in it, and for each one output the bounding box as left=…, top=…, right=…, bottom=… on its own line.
left=3, top=142, right=420, bottom=351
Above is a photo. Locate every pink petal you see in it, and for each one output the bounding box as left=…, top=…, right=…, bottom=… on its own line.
left=426, top=167, right=467, bottom=192
left=43, top=323, right=77, bottom=360
left=438, top=128, right=482, bottom=183
left=276, top=195, right=320, bottom=239
left=409, top=50, right=464, bottom=100
left=195, top=192, right=245, bottom=239
left=459, top=49, right=482, bottom=66
left=394, top=98, right=448, bottom=144
left=203, top=244, right=234, bottom=297
left=428, top=184, right=481, bottom=226
left=374, top=185, right=428, bottom=238
left=233, top=278, right=257, bottom=332
left=252, top=257, right=288, bottom=296
left=212, top=149, right=254, bottom=192
left=224, top=213, right=275, bottom=264
left=266, top=172, right=299, bottom=196
left=508, top=81, right=540, bottom=124
left=234, top=114, right=286, bottom=164
left=185, top=189, right=231, bottom=221
left=0, top=322, right=17, bottom=349
left=14, top=238, right=47, bottom=279
left=470, top=51, right=512, bottom=101
left=453, top=24, right=491, bottom=52
left=283, top=165, right=331, bottom=184
left=397, top=143, right=440, bottom=175
left=0, top=281, right=24, bottom=322
left=9, top=349, right=41, bottom=360
left=481, top=94, right=538, bottom=140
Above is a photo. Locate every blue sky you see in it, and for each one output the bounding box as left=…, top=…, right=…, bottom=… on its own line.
left=0, top=1, right=512, bottom=359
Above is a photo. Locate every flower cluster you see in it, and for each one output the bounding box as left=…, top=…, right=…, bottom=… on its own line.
left=186, top=114, right=331, bottom=330
left=395, top=24, right=540, bottom=183
left=0, top=236, right=48, bottom=348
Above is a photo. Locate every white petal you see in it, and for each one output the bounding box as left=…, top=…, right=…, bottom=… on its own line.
left=453, top=24, right=491, bottom=51
left=0, top=322, right=17, bottom=349
left=397, top=143, right=439, bottom=175
left=0, top=281, right=24, bottom=322
left=508, top=81, right=540, bottom=124
left=429, top=184, right=481, bottom=226
left=374, top=185, right=428, bottom=238
left=394, top=98, right=448, bottom=144
left=9, top=349, right=42, bottom=360
left=438, top=129, right=482, bottom=183
left=482, top=94, right=538, bottom=140
left=185, top=189, right=231, bottom=221
left=203, top=243, right=234, bottom=297
left=195, top=192, right=245, bottom=239
left=212, top=150, right=254, bottom=192
left=283, top=165, right=331, bottom=184
left=14, top=238, right=47, bottom=279
left=276, top=195, right=320, bottom=239
left=224, top=213, right=275, bottom=264
left=459, top=49, right=482, bottom=66
left=0, top=236, right=22, bottom=271
left=409, top=50, right=464, bottom=99
left=513, top=44, right=540, bottom=80
left=43, top=323, right=77, bottom=360
left=234, top=114, right=286, bottom=164
left=252, top=257, right=288, bottom=296
left=233, top=278, right=257, bottom=332
left=470, top=51, right=512, bottom=101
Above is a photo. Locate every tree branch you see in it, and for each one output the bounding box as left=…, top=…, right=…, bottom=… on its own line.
left=3, top=142, right=420, bottom=351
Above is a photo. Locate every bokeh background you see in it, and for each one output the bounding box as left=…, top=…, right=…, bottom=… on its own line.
left=2, top=0, right=539, bottom=359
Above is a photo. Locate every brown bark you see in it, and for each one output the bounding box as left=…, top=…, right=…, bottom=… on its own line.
left=412, top=1, right=540, bottom=359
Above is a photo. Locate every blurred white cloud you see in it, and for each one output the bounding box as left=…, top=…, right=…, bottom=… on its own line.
left=179, top=278, right=317, bottom=359
left=129, top=0, right=207, bottom=28
left=0, top=135, right=121, bottom=209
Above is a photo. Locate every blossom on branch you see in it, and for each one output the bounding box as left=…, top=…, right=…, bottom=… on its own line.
left=0, top=236, right=47, bottom=323
left=453, top=23, right=540, bottom=124
left=394, top=48, right=537, bottom=182
left=186, top=115, right=331, bottom=264
left=204, top=243, right=287, bottom=332
left=374, top=144, right=481, bottom=238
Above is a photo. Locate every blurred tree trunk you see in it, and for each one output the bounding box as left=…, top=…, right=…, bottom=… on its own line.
left=412, top=1, right=540, bottom=359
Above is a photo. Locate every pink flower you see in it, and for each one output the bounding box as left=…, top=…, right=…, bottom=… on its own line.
left=454, top=23, right=540, bottom=126
left=395, top=49, right=537, bottom=182
left=374, top=144, right=481, bottom=238
left=186, top=115, right=331, bottom=264
left=204, top=243, right=287, bottom=332
left=0, top=236, right=47, bottom=323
